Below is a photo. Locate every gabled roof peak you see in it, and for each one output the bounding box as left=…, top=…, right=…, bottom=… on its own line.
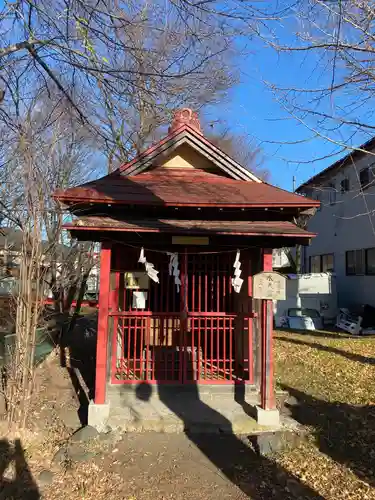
left=119, top=123, right=262, bottom=182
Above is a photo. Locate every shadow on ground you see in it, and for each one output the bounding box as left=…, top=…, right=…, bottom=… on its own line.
left=0, top=439, right=39, bottom=500
left=276, top=328, right=352, bottom=340
left=281, top=384, right=375, bottom=487
left=134, top=354, right=324, bottom=500
left=60, top=312, right=98, bottom=425
left=234, top=382, right=258, bottom=420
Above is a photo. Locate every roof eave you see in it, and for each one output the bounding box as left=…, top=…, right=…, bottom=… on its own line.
left=54, top=195, right=320, bottom=209
left=63, top=223, right=316, bottom=239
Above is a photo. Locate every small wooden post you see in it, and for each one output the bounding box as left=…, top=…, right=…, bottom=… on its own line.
left=247, top=269, right=253, bottom=384
left=95, top=241, right=112, bottom=404
left=260, top=248, right=275, bottom=410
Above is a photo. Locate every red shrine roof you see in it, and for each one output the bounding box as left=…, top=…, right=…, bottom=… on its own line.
left=55, top=168, right=318, bottom=209
left=65, top=217, right=316, bottom=238
left=54, top=108, right=318, bottom=210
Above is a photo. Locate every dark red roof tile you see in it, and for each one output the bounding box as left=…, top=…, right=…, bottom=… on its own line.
left=55, top=169, right=318, bottom=208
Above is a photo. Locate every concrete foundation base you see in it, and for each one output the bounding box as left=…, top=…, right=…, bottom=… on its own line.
left=106, top=384, right=263, bottom=434
left=88, top=401, right=110, bottom=432
left=255, top=406, right=280, bottom=427
left=97, top=385, right=290, bottom=434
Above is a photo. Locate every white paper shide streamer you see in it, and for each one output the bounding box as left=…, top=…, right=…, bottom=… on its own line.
left=167, top=252, right=181, bottom=292
left=138, top=247, right=159, bottom=283
left=231, top=250, right=243, bottom=293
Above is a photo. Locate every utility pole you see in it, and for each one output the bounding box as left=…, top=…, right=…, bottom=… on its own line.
left=292, top=175, right=302, bottom=308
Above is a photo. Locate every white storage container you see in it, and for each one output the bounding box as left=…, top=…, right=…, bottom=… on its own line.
left=274, top=273, right=338, bottom=328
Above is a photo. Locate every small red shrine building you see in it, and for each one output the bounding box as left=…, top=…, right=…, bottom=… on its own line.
left=55, top=109, right=318, bottom=429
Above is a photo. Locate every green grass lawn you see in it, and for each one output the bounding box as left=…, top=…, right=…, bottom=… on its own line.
left=274, top=329, right=375, bottom=499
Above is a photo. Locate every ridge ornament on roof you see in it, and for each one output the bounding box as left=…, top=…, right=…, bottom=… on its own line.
left=168, top=108, right=202, bottom=135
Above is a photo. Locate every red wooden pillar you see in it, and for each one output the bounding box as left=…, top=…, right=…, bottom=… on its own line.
left=260, top=248, right=276, bottom=410
left=247, top=255, right=254, bottom=384
left=95, top=241, right=112, bottom=404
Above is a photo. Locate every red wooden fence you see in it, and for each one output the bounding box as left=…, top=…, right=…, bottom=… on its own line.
left=109, top=248, right=254, bottom=384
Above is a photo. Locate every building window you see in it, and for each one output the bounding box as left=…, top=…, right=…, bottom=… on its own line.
left=360, top=168, right=370, bottom=189
left=310, top=255, right=321, bottom=273
left=309, top=254, right=334, bottom=273
left=365, top=248, right=375, bottom=275
left=340, top=178, right=350, bottom=193
left=310, top=189, right=318, bottom=200
left=346, top=249, right=365, bottom=275
left=312, top=189, right=322, bottom=210
left=322, top=253, right=334, bottom=272
left=327, top=183, right=336, bottom=205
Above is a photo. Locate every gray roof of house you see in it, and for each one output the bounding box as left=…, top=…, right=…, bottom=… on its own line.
left=296, top=136, right=375, bottom=191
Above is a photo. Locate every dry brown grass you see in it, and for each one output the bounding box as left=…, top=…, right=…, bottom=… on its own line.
left=274, top=329, right=375, bottom=499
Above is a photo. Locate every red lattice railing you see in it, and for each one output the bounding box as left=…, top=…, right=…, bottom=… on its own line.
left=110, top=312, right=253, bottom=384
left=109, top=247, right=253, bottom=385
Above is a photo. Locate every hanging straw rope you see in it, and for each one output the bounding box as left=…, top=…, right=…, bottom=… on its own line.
left=102, top=236, right=256, bottom=256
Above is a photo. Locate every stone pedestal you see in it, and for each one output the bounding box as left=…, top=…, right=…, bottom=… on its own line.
left=256, top=405, right=280, bottom=427
left=88, top=400, right=110, bottom=432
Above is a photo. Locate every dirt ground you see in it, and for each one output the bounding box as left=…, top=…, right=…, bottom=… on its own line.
left=0, top=428, right=328, bottom=500
left=38, top=433, right=326, bottom=500
left=1, top=328, right=375, bottom=499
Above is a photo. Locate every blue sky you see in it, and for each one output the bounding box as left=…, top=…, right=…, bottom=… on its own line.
left=211, top=26, right=373, bottom=191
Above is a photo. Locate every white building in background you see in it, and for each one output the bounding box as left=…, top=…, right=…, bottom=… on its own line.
left=297, top=137, right=375, bottom=308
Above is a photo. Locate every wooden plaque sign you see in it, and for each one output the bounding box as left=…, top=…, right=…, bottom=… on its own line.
left=253, top=271, right=286, bottom=300
left=172, top=236, right=209, bottom=246
left=124, top=271, right=149, bottom=289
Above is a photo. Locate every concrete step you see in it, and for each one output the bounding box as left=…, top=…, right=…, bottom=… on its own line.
left=107, top=383, right=261, bottom=405
left=106, top=391, right=267, bottom=434
left=104, top=384, right=290, bottom=435
left=107, top=414, right=264, bottom=434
